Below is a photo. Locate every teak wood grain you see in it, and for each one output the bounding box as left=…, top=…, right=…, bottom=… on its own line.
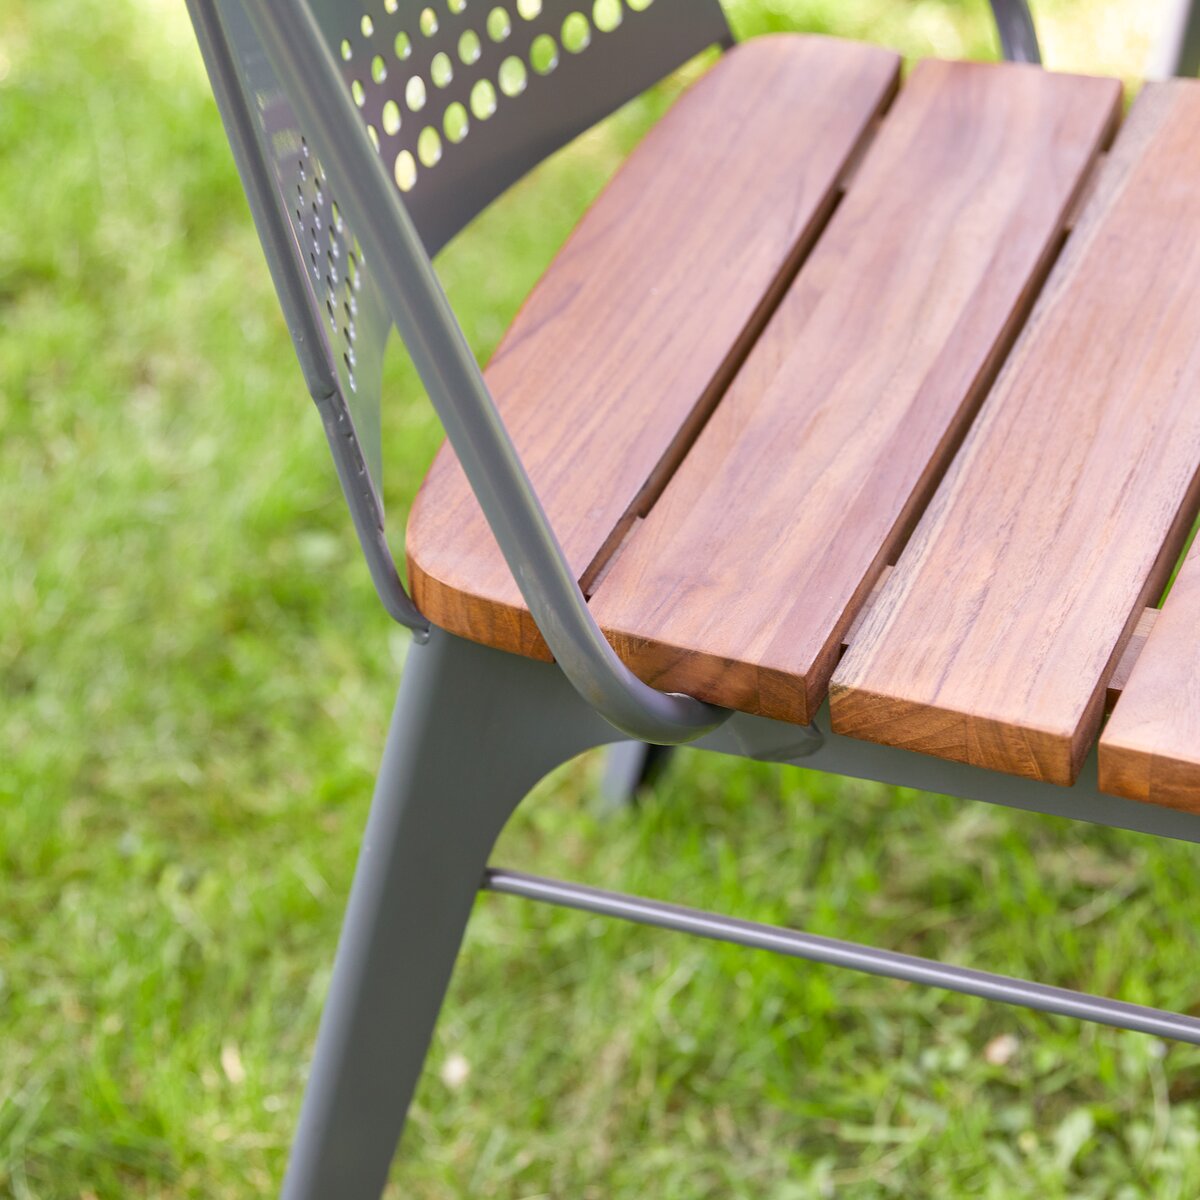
left=1100, top=539, right=1200, bottom=811
left=840, top=569, right=1158, bottom=712
left=589, top=59, right=1120, bottom=724
left=830, top=81, right=1200, bottom=786
left=406, top=35, right=900, bottom=658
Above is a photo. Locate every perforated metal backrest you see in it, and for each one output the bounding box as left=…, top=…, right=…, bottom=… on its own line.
left=309, top=0, right=732, bottom=254
left=199, top=0, right=730, bottom=501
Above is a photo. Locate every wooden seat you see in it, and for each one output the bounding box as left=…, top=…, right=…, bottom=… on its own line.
left=407, top=38, right=1200, bottom=811
left=409, top=35, right=902, bottom=656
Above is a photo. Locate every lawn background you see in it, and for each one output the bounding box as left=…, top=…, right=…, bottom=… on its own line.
left=3, top=1, right=1199, bottom=1197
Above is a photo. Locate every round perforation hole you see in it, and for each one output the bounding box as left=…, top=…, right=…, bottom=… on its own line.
left=444, top=101, right=469, bottom=142
left=371, top=54, right=388, bottom=82
left=382, top=99, right=402, bottom=135
left=431, top=51, right=454, bottom=87
left=470, top=78, right=498, bottom=118
left=385, top=0, right=399, bottom=10
left=498, top=55, right=527, bottom=96
left=395, top=31, right=413, bottom=59
left=517, top=0, right=542, bottom=17
left=351, top=78, right=366, bottom=106
left=561, top=12, right=591, bottom=52
left=417, top=126, right=443, bottom=166
left=448, top=0, right=467, bottom=12
left=592, top=0, right=621, bottom=31
left=406, top=75, right=428, bottom=111
left=340, top=38, right=353, bottom=60
left=459, top=29, right=482, bottom=63
left=394, top=149, right=418, bottom=190
left=530, top=33, right=558, bottom=73
left=626, top=0, right=653, bottom=9
left=366, top=124, right=380, bottom=151
left=360, top=14, right=374, bottom=37
left=486, top=6, right=511, bottom=40
left=419, top=6, right=439, bottom=35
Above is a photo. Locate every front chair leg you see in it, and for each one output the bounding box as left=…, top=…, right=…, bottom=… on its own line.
left=281, top=629, right=616, bottom=1200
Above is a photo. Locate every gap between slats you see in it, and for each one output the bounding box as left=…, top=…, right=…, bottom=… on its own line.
left=585, top=76, right=1124, bottom=664
left=577, top=94, right=899, bottom=598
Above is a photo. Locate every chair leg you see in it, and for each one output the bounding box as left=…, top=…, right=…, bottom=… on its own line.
left=280, top=629, right=616, bottom=1200
left=600, top=741, right=676, bottom=809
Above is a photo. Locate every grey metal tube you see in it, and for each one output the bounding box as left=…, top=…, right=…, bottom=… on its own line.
left=989, top=0, right=1041, bottom=64
left=249, top=0, right=728, bottom=746
left=1149, top=0, right=1200, bottom=77
left=484, top=869, right=1200, bottom=1045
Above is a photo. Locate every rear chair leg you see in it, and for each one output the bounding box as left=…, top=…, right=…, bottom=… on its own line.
left=600, top=741, right=676, bottom=809
left=281, top=629, right=615, bottom=1200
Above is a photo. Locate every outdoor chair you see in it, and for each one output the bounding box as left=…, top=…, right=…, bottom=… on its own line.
left=185, top=0, right=1200, bottom=1194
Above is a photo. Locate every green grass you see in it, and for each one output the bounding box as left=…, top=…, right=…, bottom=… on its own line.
left=1, top=1, right=1196, bottom=1196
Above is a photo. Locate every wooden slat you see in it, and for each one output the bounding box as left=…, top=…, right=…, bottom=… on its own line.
left=831, top=81, right=1200, bottom=786
left=589, top=59, right=1120, bottom=723
left=406, top=35, right=900, bottom=658
left=839, top=568, right=1157, bottom=711
left=1101, top=539, right=1200, bottom=810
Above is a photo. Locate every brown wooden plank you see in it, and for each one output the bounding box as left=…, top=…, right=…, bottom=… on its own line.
left=839, top=569, right=1156, bottom=712
left=405, top=35, right=900, bottom=658
left=589, top=59, right=1120, bottom=723
left=1101, top=539, right=1200, bottom=810
left=830, top=81, right=1200, bottom=785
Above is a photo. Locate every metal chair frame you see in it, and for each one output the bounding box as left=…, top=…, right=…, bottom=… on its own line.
left=183, top=2, right=1200, bottom=1195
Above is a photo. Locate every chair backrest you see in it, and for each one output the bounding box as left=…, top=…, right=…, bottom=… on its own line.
left=193, top=0, right=730, bottom=501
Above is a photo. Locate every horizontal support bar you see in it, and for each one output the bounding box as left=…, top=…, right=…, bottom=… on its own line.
left=482, top=868, right=1200, bottom=1046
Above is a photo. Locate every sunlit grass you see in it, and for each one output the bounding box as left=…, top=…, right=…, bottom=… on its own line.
left=2, top=1, right=1194, bottom=1197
